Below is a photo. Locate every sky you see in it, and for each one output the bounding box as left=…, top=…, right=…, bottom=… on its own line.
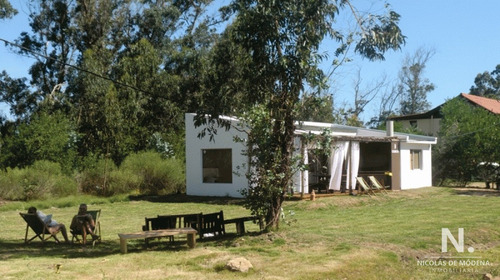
left=1, top=0, right=500, bottom=122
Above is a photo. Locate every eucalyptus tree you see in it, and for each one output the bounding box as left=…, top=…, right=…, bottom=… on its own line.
left=470, top=64, right=500, bottom=98
left=397, top=47, right=435, bottom=115
left=197, top=0, right=405, bottom=228
left=0, top=0, right=17, bottom=19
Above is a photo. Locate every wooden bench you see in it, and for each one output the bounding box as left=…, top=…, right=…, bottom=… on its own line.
left=143, top=211, right=225, bottom=240
left=143, top=213, right=201, bottom=245
left=224, top=216, right=264, bottom=235
left=118, top=227, right=197, bottom=254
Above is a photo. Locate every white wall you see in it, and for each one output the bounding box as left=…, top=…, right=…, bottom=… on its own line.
left=185, top=114, right=248, bottom=197
left=398, top=142, right=433, bottom=189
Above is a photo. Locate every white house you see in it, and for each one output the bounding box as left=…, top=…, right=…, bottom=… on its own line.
left=185, top=113, right=437, bottom=197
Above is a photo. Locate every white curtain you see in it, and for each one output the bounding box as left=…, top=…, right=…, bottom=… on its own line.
left=328, top=141, right=349, bottom=191
left=348, top=141, right=360, bottom=190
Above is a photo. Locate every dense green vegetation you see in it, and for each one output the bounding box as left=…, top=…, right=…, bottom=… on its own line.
left=1, top=187, right=499, bottom=279
left=0, top=151, right=184, bottom=200
left=434, top=98, right=500, bottom=187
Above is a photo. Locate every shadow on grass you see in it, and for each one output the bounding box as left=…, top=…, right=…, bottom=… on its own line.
left=0, top=240, right=123, bottom=260
left=451, top=188, right=500, bottom=197
left=129, top=193, right=246, bottom=206
left=0, top=233, right=263, bottom=259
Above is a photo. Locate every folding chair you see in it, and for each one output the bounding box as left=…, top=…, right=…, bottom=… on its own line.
left=355, top=177, right=376, bottom=197
left=368, top=176, right=390, bottom=194
left=71, top=209, right=101, bottom=246
left=19, top=213, right=61, bottom=244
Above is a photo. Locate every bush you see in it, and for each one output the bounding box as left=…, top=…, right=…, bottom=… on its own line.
left=77, top=158, right=119, bottom=196
left=0, top=160, right=77, bottom=201
left=120, top=151, right=185, bottom=195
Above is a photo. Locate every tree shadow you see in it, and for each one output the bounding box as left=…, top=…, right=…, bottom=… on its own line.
left=128, top=193, right=246, bottom=206
left=0, top=231, right=265, bottom=259
left=0, top=239, right=121, bottom=260
left=452, top=188, right=500, bottom=197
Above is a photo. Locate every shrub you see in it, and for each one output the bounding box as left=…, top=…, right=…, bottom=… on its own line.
left=120, top=151, right=185, bottom=195
left=77, top=158, right=119, bottom=196
left=0, top=160, right=77, bottom=201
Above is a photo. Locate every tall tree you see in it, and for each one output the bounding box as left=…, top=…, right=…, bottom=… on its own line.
left=197, top=0, right=404, bottom=228
left=435, top=98, right=500, bottom=187
left=342, top=68, right=388, bottom=127
left=0, top=0, right=17, bottom=19
left=469, top=64, right=500, bottom=98
left=397, top=47, right=435, bottom=115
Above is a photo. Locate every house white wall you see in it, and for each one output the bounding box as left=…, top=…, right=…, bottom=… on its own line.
left=186, top=114, right=436, bottom=197
left=398, top=142, right=433, bottom=189
left=185, top=114, right=248, bottom=197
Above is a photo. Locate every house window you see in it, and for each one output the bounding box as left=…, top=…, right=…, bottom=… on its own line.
left=202, top=149, right=232, bottom=183
left=409, top=120, right=418, bottom=128
left=410, top=150, right=422, bottom=170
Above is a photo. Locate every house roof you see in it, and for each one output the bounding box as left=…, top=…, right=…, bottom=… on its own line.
left=295, top=121, right=437, bottom=144
left=460, top=93, right=500, bottom=114
left=389, top=93, right=500, bottom=121
left=194, top=113, right=437, bottom=144
left=388, top=105, right=442, bottom=121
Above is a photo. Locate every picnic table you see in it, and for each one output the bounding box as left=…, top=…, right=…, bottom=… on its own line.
left=118, top=227, right=197, bottom=254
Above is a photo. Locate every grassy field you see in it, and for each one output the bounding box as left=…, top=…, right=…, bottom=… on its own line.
left=1, top=187, right=499, bottom=279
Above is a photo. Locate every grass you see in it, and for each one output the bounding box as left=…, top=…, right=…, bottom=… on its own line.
left=1, top=187, right=499, bottom=279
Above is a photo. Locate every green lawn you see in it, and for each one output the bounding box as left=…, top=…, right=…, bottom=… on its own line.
left=1, top=187, right=499, bottom=279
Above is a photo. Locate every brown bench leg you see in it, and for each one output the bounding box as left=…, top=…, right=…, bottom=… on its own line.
left=186, top=233, right=196, bottom=248
left=120, top=238, right=128, bottom=254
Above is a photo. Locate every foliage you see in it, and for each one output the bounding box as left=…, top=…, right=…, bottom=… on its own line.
left=1, top=0, right=217, bottom=171
left=0, top=160, right=77, bottom=201
left=296, top=94, right=335, bottom=123
left=434, top=98, right=500, bottom=185
left=119, top=151, right=185, bottom=195
left=76, top=157, right=119, bottom=196
left=147, top=132, right=175, bottom=159
left=469, top=64, right=500, bottom=98
left=397, top=47, right=435, bottom=115
left=0, top=0, right=17, bottom=19
left=198, top=0, right=404, bottom=229
left=0, top=112, right=77, bottom=174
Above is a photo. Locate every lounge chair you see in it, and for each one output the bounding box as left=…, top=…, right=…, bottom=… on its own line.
left=368, top=176, right=389, bottom=194
left=20, top=212, right=61, bottom=244
left=355, top=177, right=376, bottom=197
left=71, top=209, right=102, bottom=246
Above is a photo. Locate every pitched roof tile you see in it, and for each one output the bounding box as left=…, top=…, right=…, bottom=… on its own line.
left=461, top=93, right=500, bottom=114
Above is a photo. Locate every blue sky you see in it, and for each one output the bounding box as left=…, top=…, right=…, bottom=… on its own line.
left=1, top=0, right=500, bottom=122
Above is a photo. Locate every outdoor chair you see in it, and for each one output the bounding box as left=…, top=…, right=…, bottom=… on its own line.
left=368, top=176, right=389, bottom=194
left=71, top=209, right=102, bottom=246
left=20, top=212, right=61, bottom=244
left=355, top=177, right=376, bottom=197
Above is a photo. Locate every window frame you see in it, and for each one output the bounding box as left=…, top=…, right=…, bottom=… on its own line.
left=410, top=149, right=422, bottom=170
left=202, top=148, right=233, bottom=184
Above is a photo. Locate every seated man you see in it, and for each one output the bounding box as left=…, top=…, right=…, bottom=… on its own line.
left=27, top=206, right=69, bottom=243
left=70, top=203, right=98, bottom=244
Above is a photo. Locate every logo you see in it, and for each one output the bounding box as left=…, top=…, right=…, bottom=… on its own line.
left=441, top=228, right=474, bottom=253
